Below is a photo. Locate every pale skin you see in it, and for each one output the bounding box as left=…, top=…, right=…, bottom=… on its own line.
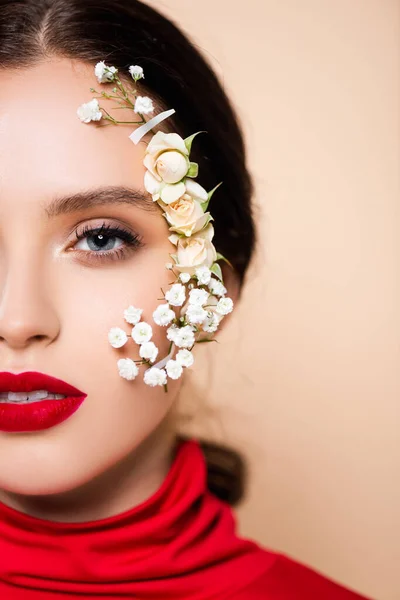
left=0, top=58, right=238, bottom=523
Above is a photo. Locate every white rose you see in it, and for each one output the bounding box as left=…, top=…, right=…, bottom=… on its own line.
left=143, top=131, right=189, bottom=184
left=163, top=195, right=211, bottom=237
left=173, top=224, right=217, bottom=275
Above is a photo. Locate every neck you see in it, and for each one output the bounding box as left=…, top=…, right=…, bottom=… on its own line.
left=0, top=416, right=179, bottom=523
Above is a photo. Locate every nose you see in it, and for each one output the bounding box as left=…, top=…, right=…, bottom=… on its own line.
left=0, top=257, right=60, bottom=351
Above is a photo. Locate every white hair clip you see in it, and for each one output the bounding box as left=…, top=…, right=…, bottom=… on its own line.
left=77, top=61, right=234, bottom=392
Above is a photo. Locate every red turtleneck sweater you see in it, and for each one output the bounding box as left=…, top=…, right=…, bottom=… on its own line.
left=0, top=438, right=372, bottom=599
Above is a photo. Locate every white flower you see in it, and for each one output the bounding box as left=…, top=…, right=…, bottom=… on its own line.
left=77, top=98, right=102, bottom=123
left=139, top=341, right=159, bottom=363
left=176, top=349, right=194, bottom=368
left=144, top=367, right=167, bottom=387
left=174, top=325, right=195, bottom=349
left=186, top=304, right=207, bottom=325
left=174, top=224, right=217, bottom=275
left=123, top=305, right=143, bottom=325
left=216, top=297, right=234, bottom=316
left=165, top=283, right=186, bottom=307
left=155, top=151, right=189, bottom=184
left=165, top=359, right=183, bottom=380
left=167, top=325, right=179, bottom=342
left=202, top=312, right=221, bottom=333
left=195, top=266, right=212, bottom=285
left=188, top=288, right=209, bottom=306
left=108, top=327, right=128, bottom=348
left=94, top=61, right=118, bottom=83
left=208, top=278, right=227, bottom=297
left=129, top=65, right=144, bottom=80
left=144, top=132, right=189, bottom=185
left=131, top=322, right=153, bottom=344
left=179, top=272, right=191, bottom=284
left=134, top=96, right=154, bottom=114
left=117, top=358, right=139, bottom=380
left=153, top=304, right=175, bottom=326
left=163, top=194, right=210, bottom=237
left=165, top=262, right=174, bottom=270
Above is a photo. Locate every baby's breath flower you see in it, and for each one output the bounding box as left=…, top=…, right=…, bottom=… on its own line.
left=94, top=61, right=118, bottom=83
left=134, top=96, right=154, bottom=115
left=188, top=288, right=209, bottom=306
left=153, top=304, right=175, bottom=327
left=216, top=297, right=234, bottom=316
left=124, top=305, right=143, bottom=325
left=165, top=359, right=183, bottom=380
left=108, top=327, right=128, bottom=348
left=208, top=278, right=227, bottom=297
left=139, top=341, right=158, bottom=363
left=144, top=367, right=167, bottom=387
left=176, top=349, right=194, bottom=368
left=174, top=325, right=195, bottom=349
left=77, top=99, right=102, bottom=123
left=167, top=324, right=179, bottom=343
left=186, top=304, right=207, bottom=325
left=179, top=272, right=191, bottom=284
left=129, top=65, right=144, bottom=81
left=117, top=358, right=139, bottom=380
left=131, top=322, right=153, bottom=344
left=165, top=283, right=186, bottom=307
left=195, top=266, right=212, bottom=285
left=202, top=312, right=221, bottom=333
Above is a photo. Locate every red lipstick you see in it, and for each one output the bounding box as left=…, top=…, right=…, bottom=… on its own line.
left=0, top=372, right=87, bottom=433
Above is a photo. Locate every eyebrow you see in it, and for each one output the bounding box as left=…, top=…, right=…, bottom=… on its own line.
left=44, top=185, right=158, bottom=218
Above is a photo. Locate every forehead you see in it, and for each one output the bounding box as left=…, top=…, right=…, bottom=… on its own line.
left=0, top=58, right=148, bottom=204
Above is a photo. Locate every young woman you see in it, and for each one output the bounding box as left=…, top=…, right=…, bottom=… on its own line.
left=0, top=0, right=373, bottom=598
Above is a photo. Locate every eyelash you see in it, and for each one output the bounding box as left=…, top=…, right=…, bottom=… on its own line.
left=72, top=222, right=144, bottom=264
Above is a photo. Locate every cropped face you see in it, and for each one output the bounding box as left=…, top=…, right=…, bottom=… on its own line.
left=0, top=58, right=184, bottom=497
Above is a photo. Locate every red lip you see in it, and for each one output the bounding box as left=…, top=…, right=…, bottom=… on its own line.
left=0, top=371, right=87, bottom=433
left=0, top=371, right=85, bottom=396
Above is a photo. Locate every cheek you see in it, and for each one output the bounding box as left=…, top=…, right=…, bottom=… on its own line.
left=0, top=245, right=183, bottom=496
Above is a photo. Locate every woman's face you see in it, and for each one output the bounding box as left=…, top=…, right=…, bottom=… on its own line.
left=0, top=58, right=183, bottom=496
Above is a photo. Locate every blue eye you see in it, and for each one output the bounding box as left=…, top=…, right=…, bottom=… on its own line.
left=73, top=222, right=144, bottom=263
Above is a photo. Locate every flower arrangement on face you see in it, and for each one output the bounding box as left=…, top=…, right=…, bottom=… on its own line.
left=77, top=61, right=234, bottom=392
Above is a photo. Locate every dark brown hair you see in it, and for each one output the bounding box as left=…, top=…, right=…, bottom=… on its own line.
left=0, top=0, right=255, bottom=505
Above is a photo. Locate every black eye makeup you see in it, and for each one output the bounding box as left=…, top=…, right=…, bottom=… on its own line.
left=70, top=221, right=145, bottom=264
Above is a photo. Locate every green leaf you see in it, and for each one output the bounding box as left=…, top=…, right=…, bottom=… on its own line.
left=215, top=252, right=233, bottom=268
left=201, top=181, right=223, bottom=212
left=184, top=131, right=206, bottom=153
left=187, top=162, right=199, bottom=178
left=210, top=262, right=223, bottom=281
left=196, top=338, right=219, bottom=344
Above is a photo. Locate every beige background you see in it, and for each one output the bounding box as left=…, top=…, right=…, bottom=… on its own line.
left=146, top=1, right=399, bottom=599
